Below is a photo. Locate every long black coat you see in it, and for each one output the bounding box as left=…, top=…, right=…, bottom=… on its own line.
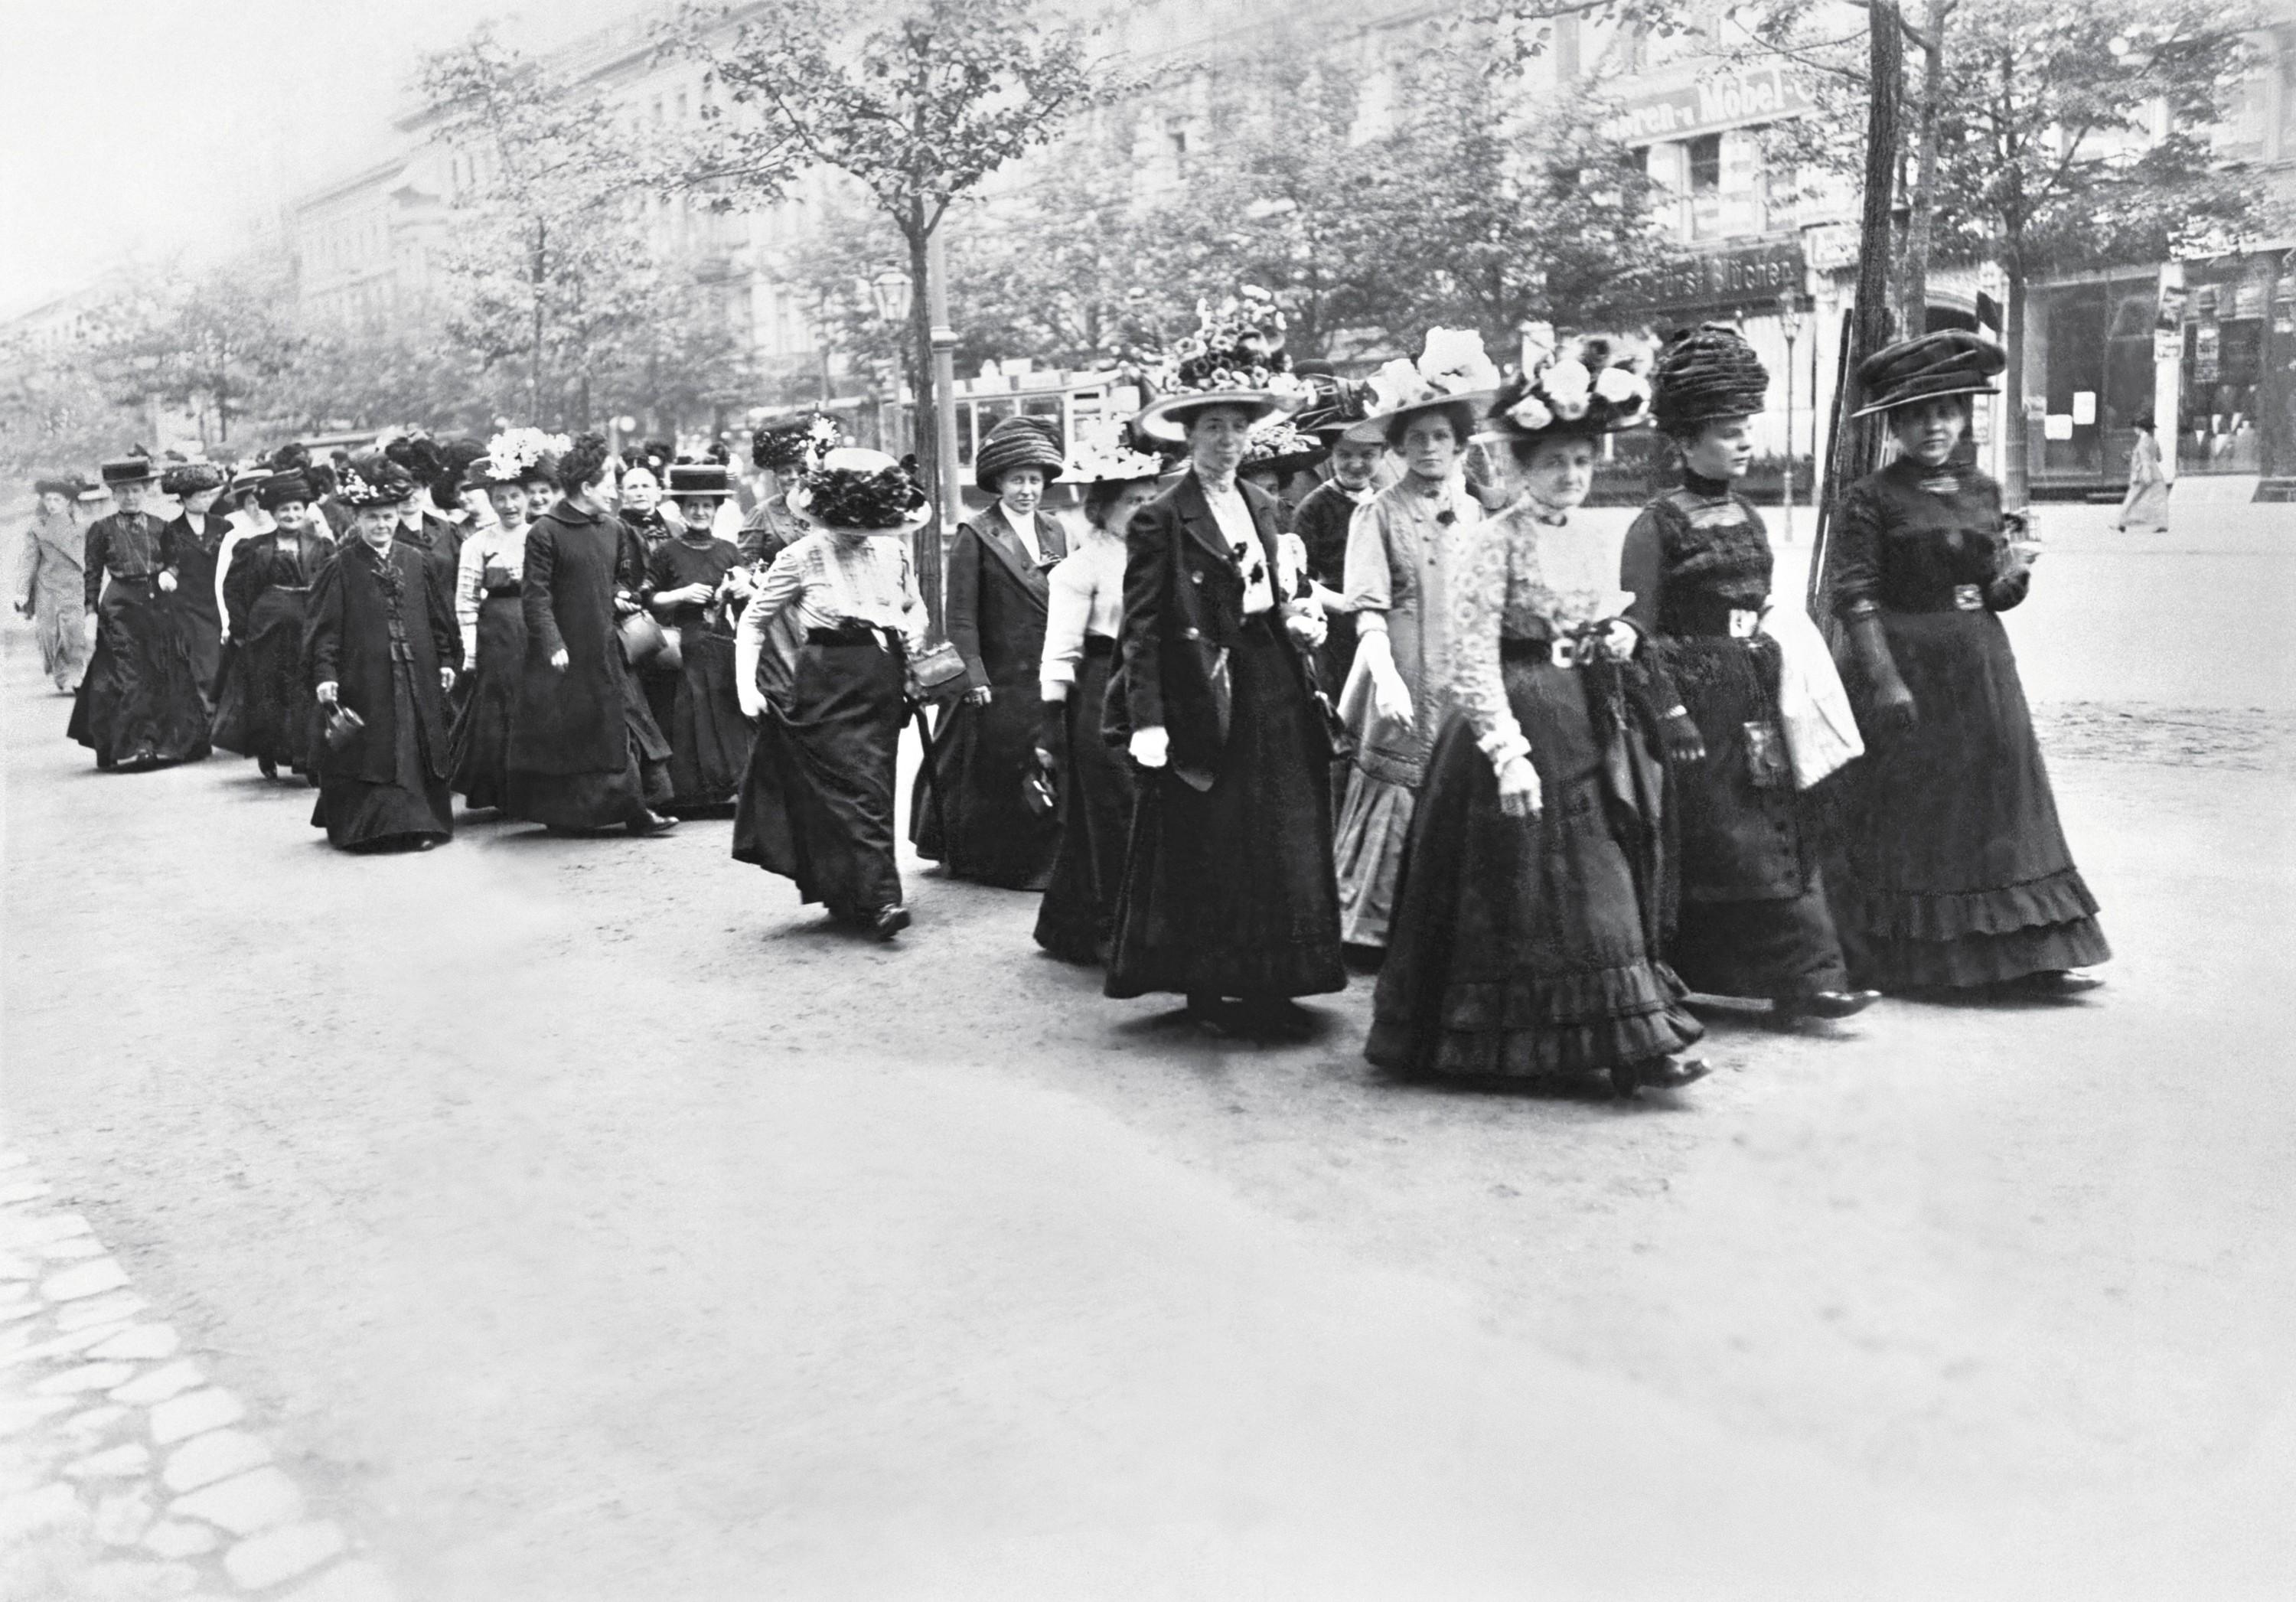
left=159, top=512, right=229, bottom=690
left=947, top=508, right=1068, bottom=689
left=1110, top=471, right=1321, bottom=791
left=303, top=537, right=456, bottom=786
left=509, top=501, right=644, bottom=776
left=393, top=512, right=465, bottom=670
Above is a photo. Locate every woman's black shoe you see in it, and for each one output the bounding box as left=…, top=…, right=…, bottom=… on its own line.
left=1776, top=989, right=1880, bottom=1020
left=2011, top=968, right=2104, bottom=995
left=626, top=809, right=679, bottom=836
left=257, top=756, right=278, bottom=780
left=871, top=904, right=911, bottom=939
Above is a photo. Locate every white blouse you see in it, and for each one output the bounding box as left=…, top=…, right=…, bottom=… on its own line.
left=455, top=520, right=528, bottom=665
left=735, top=530, right=927, bottom=702
left=1039, top=527, right=1127, bottom=699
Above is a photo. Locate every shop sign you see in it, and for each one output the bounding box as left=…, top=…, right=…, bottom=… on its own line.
left=1607, top=64, right=1818, bottom=146
left=1639, top=241, right=1806, bottom=314
left=1802, top=222, right=1861, bottom=272
left=2153, top=329, right=2183, bottom=363
left=2193, top=321, right=2220, bottom=383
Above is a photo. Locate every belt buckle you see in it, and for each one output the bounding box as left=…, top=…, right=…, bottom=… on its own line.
left=1549, top=638, right=1577, bottom=669
left=1953, top=584, right=1984, bottom=612
left=1727, top=608, right=1759, bottom=639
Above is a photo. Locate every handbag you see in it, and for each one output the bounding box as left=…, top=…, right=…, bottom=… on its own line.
left=905, top=640, right=969, bottom=704
left=618, top=609, right=671, bottom=668
left=322, top=703, right=365, bottom=751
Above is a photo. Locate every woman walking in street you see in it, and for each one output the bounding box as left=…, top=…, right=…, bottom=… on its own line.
left=69, top=452, right=213, bottom=771
left=447, top=437, right=547, bottom=814
left=212, top=470, right=331, bottom=781
left=504, top=436, right=678, bottom=837
left=1623, top=325, right=1876, bottom=1020
left=1032, top=430, right=1167, bottom=964
left=15, top=475, right=89, bottom=693
left=913, top=416, right=1069, bottom=890
left=1368, top=354, right=1707, bottom=1097
left=304, top=460, right=459, bottom=853
left=645, top=465, right=753, bottom=815
left=1332, top=329, right=1500, bottom=951
left=158, top=461, right=230, bottom=700
left=1104, top=298, right=1345, bottom=1039
left=2113, top=417, right=2170, bottom=533
left=732, top=448, right=929, bottom=938
left=1824, top=331, right=2109, bottom=994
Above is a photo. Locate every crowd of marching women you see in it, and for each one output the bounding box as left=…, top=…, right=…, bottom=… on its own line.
left=18, top=302, right=2108, bottom=1096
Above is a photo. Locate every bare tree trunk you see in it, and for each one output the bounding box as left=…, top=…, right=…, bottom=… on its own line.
left=2002, top=256, right=2029, bottom=507
left=1896, top=0, right=1950, bottom=331
left=905, top=215, right=942, bottom=635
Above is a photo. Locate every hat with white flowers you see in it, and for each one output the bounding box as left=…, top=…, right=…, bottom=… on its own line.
left=1131, top=288, right=1311, bottom=444
left=1362, top=328, right=1504, bottom=434
left=1485, top=335, right=1652, bottom=440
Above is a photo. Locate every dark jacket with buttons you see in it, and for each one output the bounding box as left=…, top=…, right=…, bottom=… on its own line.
left=1107, top=468, right=1319, bottom=791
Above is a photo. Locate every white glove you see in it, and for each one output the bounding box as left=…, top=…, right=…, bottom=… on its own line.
left=1600, top=618, right=1639, bottom=662
left=1285, top=608, right=1327, bottom=651
left=1129, top=726, right=1169, bottom=768
left=738, top=684, right=766, bottom=720
left=1496, top=754, right=1543, bottom=818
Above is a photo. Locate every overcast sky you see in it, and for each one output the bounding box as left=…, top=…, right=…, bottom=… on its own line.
left=0, top=0, right=646, bottom=316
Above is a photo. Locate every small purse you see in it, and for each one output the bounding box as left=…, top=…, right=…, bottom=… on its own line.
left=905, top=639, right=969, bottom=704
left=322, top=704, right=365, bottom=751
left=618, top=610, right=670, bottom=667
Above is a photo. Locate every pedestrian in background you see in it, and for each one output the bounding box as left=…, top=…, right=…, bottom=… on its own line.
left=1104, top=302, right=1344, bottom=1039
left=504, top=436, right=678, bottom=837
left=1625, top=325, right=1876, bottom=1021
left=645, top=462, right=753, bottom=815
left=69, top=452, right=212, bottom=771
left=158, top=461, right=230, bottom=699
left=15, top=475, right=89, bottom=693
left=448, top=436, right=547, bottom=814
left=1825, top=331, right=2109, bottom=994
left=732, top=448, right=929, bottom=938
left=2114, top=417, right=2170, bottom=533
left=211, top=470, right=331, bottom=782
left=1368, top=356, right=1708, bottom=1097
left=305, top=458, right=458, bottom=853
left=1032, top=432, right=1166, bottom=964
left=914, top=415, right=1069, bottom=891
left=1332, top=329, right=1500, bottom=951
left=741, top=413, right=841, bottom=566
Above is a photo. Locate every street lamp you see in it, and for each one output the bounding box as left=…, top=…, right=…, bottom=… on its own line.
left=1778, top=292, right=1808, bottom=543
left=865, top=268, right=913, bottom=324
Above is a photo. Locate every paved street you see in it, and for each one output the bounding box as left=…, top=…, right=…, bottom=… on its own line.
left=5, top=500, right=2294, bottom=1600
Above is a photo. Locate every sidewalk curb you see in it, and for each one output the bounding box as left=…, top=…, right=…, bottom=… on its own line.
left=0, top=1147, right=396, bottom=1600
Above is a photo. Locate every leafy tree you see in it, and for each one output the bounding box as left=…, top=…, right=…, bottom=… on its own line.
left=679, top=0, right=1100, bottom=626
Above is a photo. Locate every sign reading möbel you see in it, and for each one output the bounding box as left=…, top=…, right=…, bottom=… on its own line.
left=1608, top=64, right=1818, bottom=145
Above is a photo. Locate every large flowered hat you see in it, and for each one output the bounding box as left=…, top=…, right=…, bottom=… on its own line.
left=1362, top=328, right=1504, bottom=434
left=1241, top=413, right=1327, bottom=477
left=338, top=453, right=416, bottom=509
left=1131, top=287, right=1311, bottom=444
left=1649, top=324, right=1769, bottom=433
left=1486, top=334, right=1652, bottom=441
left=478, top=427, right=572, bottom=488
left=788, top=447, right=931, bottom=534
left=752, top=411, right=844, bottom=475
left=1852, top=329, right=2005, bottom=418
left=1062, top=418, right=1172, bottom=487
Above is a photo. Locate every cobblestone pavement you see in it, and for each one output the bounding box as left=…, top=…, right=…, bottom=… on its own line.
left=0, top=1150, right=392, bottom=1602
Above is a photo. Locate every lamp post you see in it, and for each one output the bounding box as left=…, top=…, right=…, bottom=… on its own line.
left=926, top=228, right=963, bottom=550
left=1778, top=293, right=1806, bottom=543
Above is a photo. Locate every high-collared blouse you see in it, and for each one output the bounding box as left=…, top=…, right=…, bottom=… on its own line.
left=739, top=530, right=926, bottom=656
left=1448, top=498, right=1624, bottom=772
left=455, top=518, right=529, bottom=661
left=1039, top=526, right=1127, bottom=699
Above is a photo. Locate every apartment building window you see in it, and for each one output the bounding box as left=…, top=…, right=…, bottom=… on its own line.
left=1686, top=133, right=1722, bottom=195
left=652, top=96, right=664, bottom=126
left=676, top=90, right=689, bottom=122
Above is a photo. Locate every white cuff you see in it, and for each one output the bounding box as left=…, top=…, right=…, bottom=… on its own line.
left=1478, top=725, right=1531, bottom=771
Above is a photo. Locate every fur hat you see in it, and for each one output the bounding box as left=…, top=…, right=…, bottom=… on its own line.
left=159, top=462, right=226, bottom=498
left=256, top=471, right=311, bottom=510
left=1853, top=329, right=2006, bottom=417
left=1649, top=325, right=1769, bottom=435
left=752, top=413, right=844, bottom=475
left=974, top=416, right=1065, bottom=494
left=1486, top=336, right=1652, bottom=441
left=788, top=448, right=931, bottom=534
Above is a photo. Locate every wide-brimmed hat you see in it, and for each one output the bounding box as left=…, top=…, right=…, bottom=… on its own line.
left=159, top=461, right=227, bottom=498
left=337, top=454, right=415, bottom=510
left=1062, top=419, right=1171, bottom=487
left=1362, top=329, right=1503, bottom=435
left=76, top=478, right=111, bottom=503
left=256, top=471, right=311, bottom=510
left=1649, top=325, right=1769, bottom=434
left=1853, top=330, right=2006, bottom=417
left=1132, top=289, right=1311, bottom=445
left=1241, top=415, right=1327, bottom=478
left=478, top=428, right=570, bottom=488
left=666, top=462, right=732, bottom=501
left=974, top=416, right=1066, bottom=493
left=1483, top=336, right=1652, bottom=443
left=787, top=447, right=931, bottom=534
left=752, top=412, right=843, bottom=475
left=99, top=452, right=157, bottom=488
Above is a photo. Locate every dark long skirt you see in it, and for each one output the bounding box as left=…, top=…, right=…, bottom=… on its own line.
left=211, top=586, right=315, bottom=773
left=1033, top=637, right=1133, bottom=964
left=1832, top=608, right=2108, bottom=988
left=311, top=667, right=452, bottom=851
left=1105, top=619, right=1345, bottom=1001
left=732, top=628, right=905, bottom=921
left=1651, top=632, right=1848, bottom=1000
left=660, top=626, right=752, bottom=814
left=1366, top=654, right=1703, bottom=1078
left=68, top=579, right=212, bottom=769
left=504, top=667, right=672, bottom=831
left=448, top=592, right=525, bottom=811
left=912, top=680, right=1062, bottom=891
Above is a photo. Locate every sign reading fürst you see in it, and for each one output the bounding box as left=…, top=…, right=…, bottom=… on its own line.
left=1641, top=241, right=1807, bottom=315
left=1609, top=64, right=1818, bottom=145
